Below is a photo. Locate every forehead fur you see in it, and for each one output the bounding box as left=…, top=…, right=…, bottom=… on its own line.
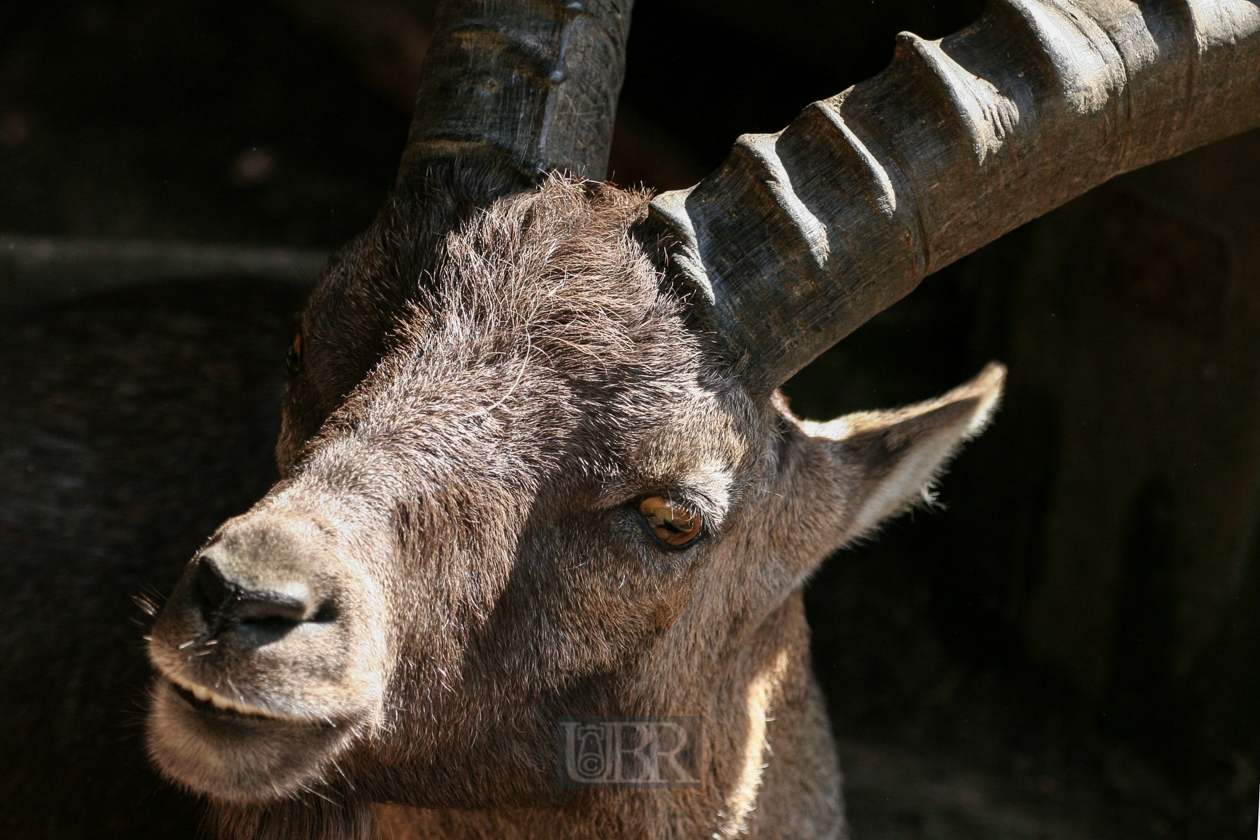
left=294, top=169, right=747, bottom=490
left=406, top=173, right=683, bottom=374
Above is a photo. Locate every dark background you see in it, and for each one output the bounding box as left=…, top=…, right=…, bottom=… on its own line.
left=1, top=0, right=1257, bottom=837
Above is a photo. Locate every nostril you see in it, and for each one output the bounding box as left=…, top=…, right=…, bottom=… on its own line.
left=233, top=587, right=312, bottom=625
left=311, top=603, right=338, bottom=623
left=189, top=553, right=327, bottom=645
left=214, top=582, right=323, bottom=649
left=192, top=555, right=231, bottom=619
left=230, top=586, right=322, bottom=647
left=191, top=554, right=234, bottom=627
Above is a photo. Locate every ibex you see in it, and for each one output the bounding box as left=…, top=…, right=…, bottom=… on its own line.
left=142, top=1, right=1260, bottom=837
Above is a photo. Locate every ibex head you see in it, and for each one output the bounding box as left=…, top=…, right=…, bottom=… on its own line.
left=144, top=0, right=1260, bottom=837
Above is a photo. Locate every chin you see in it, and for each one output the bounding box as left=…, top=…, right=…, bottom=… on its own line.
left=146, top=677, right=361, bottom=803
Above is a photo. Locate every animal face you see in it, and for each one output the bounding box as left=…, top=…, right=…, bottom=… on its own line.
left=146, top=168, right=1001, bottom=816
left=148, top=172, right=744, bottom=803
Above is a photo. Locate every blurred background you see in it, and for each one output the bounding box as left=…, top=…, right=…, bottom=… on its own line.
left=1, top=0, right=1258, bottom=837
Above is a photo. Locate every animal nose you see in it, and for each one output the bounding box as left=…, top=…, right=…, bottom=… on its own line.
left=193, top=555, right=317, bottom=630
left=165, top=523, right=342, bottom=653
left=151, top=514, right=344, bottom=656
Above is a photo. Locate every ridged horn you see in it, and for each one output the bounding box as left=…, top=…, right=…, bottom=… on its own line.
left=401, top=0, right=634, bottom=185
left=651, top=0, right=1260, bottom=394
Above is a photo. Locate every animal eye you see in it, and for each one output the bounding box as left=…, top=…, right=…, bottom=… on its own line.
left=286, top=333, right=303, bottom=372
left=637, top=497, right=703, bottom=548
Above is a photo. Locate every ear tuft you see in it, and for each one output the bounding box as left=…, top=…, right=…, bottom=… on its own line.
left=804, top=362, right=1006, bottom=540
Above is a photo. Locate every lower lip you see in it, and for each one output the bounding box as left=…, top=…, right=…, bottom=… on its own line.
left=165, top=679, right=340, bottom=730
left=170, top=681, right=274, bottom=721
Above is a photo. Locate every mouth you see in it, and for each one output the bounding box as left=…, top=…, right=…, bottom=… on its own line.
left=168, top=675, right=273, bottom=719
left=162, top=672, right=328, bottom=724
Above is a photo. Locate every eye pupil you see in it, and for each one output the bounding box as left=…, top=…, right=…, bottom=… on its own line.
left=638, top=497, right=702, bottom=548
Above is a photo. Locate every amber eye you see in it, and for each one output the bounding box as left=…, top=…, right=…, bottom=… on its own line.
left=638, top=497, right=703, bottom=548
left=286, top=333, right=303, bottom=372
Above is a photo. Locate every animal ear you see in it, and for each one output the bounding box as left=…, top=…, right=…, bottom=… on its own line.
left=803, top=363, right=1006, bottom=540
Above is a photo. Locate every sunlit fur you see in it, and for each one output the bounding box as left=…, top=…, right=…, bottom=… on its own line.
left=147, top=163, right=1003, bottom=840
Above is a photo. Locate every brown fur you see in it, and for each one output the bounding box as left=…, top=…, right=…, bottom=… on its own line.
left=146, top=164, right=1004, bottom=839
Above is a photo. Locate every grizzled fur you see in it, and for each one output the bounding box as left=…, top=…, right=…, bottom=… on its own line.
left=147, top=164, right=1004, bottom=839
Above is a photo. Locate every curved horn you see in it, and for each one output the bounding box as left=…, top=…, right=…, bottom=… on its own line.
left=401, top=0, right=633, bottom=186
left=652, top=0, right=1260, bottom=394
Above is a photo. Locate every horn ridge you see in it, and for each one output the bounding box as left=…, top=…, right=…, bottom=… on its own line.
left=651, top=0, right=1260, bottom=394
